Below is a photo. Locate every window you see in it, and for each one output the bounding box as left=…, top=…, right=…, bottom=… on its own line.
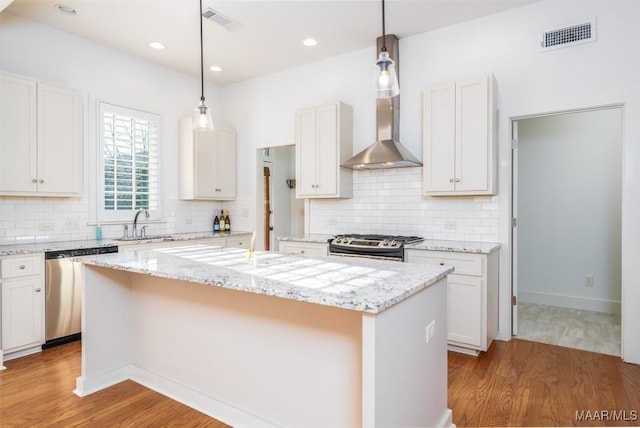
left=98, top=102, right=160, bottom=222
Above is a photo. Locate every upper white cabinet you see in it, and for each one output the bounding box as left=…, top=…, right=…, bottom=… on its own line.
left=0, top=72, right=82, bottom=197
left=295, top=102, right=353, bottom=199
left=423, top=74, right=497, bottom=196
left=179, top=118, right=237, bottom=200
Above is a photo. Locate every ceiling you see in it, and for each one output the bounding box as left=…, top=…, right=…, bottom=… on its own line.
left=3, top=0, right=539, bottom=85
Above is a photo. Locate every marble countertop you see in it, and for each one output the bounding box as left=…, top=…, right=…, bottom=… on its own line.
left=276, top=235, right=500, bottom=254
left=405, top=240, right=501, bottom=254
left=0, top=231, right=252, bottom=256
left=75, top=244, right=453, bottom=314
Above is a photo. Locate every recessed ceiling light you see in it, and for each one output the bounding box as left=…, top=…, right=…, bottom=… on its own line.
left=303, top=38, right=318, bottom=47
left=54, top=4, right=77, bottom=16
left=209, top=66, right=223, bottom=72
left=148, top=42, right=165, bottom=50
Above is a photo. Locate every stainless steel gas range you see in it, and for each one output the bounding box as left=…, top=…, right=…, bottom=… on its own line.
left=328, top=234, right=424, bottom=262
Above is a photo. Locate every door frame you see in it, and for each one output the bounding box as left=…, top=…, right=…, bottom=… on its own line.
left=510, top=104, right=624, bottom=343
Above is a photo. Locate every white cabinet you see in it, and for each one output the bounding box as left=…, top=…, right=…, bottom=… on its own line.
left=119, top=237, right=228, bottom=252
left=179, top=118, right=236, bottom=200
left=278, top=241, right=327, bottom=257
left=405, top=249, right=498, bottom=353
left=295, top=102, right=353, bottom=198
left=0, top=72, right=82, bottom=197
left=1, top=254, right=45, bottom=355
left=225, top=235, right=251, bottom=249
left=423, top=74, right=497, bottom=196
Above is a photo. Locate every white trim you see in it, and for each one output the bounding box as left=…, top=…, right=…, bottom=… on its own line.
left=131, top=366, right=276, bottom=428
left=73, top=365, right=133, bottom=397
left=518, top=290, right=621, bottom=314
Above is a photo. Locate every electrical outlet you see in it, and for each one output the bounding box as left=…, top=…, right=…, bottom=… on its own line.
left=39, top=222, right=54, bottom=232
left=585, top=275, right=594, bottom=286
left=443, top=220, right=457, bottom=231
left=65, top=218, right=80, bottom=230
left=426, top=320, right=436, bottom=344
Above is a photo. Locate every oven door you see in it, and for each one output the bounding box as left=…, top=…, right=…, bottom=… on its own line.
left=328, top=244, right=404, bottom=261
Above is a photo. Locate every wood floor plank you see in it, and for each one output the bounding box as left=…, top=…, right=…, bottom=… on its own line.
left=2, top=338, right=639, bottom=427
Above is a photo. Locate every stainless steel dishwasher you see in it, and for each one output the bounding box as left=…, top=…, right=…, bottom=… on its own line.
left=44, top=245, right=118, bottom=348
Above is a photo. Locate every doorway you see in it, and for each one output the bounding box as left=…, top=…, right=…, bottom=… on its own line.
left=255, top=145, right=303, bottom=251
left=512, top=107, right=623, bottom=356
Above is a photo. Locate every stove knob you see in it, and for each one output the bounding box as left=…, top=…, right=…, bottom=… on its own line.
left=381, top=240, right=389, bottom=246
left=390, top=240, right=398, bottom=247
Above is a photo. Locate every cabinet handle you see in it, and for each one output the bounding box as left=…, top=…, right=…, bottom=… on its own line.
left=449, top=178, right=454, bottom=183
left=35, top=288, right=42, bottom=292
left=39, top=179, right=44, bottom=183
left=238, top=242, right=242, bottom=246
left=439, top=262, right=445, bottom=266
left=32, top=179, right=37, bottom=183
left=300, top=250, right=305, bottom=254
left=455, top=178, right=460, bottom=183
left=19, top=264, right=26, bottom=269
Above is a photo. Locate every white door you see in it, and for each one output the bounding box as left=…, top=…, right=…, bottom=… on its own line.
left=295, top=108, right=317, bottom=197
left=423, top=81, right=455, bottom=192
left=315, top=104, right=338, bottom=196
left=511, top=120, right=519, bottom=336
left=193, top=129, right=216, bottom=198
left=215, top=126, right=237, bottom=199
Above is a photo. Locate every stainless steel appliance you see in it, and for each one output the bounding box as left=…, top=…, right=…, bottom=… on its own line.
left=328, top=234, right=423, bottom=261
left=44, top=245, right=118, bottom=348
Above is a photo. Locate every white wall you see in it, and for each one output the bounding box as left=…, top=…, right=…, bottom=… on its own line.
left=221, top=0, right=640, bottom=364
left=517, top=109, right=622, bottom=312
left=0, top=13, right=224, bottom=243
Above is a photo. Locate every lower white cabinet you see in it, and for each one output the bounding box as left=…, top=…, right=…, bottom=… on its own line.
left=278, top=241, right=327, bottom=257
left=405, top=249, right=498, bottom=353
left=1, top=254, right=45, bottom=355
left=119, top=235, right=253, bottom=252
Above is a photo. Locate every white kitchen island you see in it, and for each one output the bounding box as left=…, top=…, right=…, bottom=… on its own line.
left=73, top=244, right=453, bottom=428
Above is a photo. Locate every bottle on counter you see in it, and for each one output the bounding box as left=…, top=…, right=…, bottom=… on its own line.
left=225, top=210, right=231, bottom=232
left=96, top=224, right=103, bottom=241
left=213, top=210, right=220, bottom=232
left=219, top=207, right=226, bottom=232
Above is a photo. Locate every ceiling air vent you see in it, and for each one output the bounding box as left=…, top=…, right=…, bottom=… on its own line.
left=202, top=8, right=242, bottom=31
left=541, top=18, right=596, bottom=51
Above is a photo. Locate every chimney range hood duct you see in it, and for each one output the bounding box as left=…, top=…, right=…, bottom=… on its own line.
left=342, top=35, right=422, bottom=170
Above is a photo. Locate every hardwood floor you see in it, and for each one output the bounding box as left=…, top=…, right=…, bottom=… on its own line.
left=449, top=339, right=640, bottom=427
left=1, top=339, right=639, bottom=427
left=0, top=341, right=229, bottom=427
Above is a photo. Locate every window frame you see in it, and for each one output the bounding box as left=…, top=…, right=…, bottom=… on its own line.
left=96, top=101, right=162, bottom=223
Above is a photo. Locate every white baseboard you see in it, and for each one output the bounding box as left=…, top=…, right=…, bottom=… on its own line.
left=130, top=366, right=277, bottom=428
left=3, top=345, right=42, bottom=362
left=518, top=290, right=621, bottom=314
left=73, top=365, right=132, bottom=397
left=436, top=408, right=454, bottom=427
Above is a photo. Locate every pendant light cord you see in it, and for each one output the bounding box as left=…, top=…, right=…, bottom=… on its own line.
left=381, top=0, right=387, bottom=52
left=199, top=0, right=205, bottom=101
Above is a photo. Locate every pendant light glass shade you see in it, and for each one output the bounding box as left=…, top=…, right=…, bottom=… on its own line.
left=193, top=0, right=214, bottom=131
left=374, top=50, right=399, bottom=98
left=193, top=98, right=214, bottom=130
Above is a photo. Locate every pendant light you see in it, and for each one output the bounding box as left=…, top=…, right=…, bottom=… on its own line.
left=193, top=0, right=214, bottom=130
left=374, top=0, right=399, bottom=98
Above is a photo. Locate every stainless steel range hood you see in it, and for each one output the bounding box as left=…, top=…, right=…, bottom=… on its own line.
left=342, top=35, right=422, bottom=170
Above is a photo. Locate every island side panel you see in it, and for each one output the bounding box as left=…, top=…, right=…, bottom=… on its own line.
left=75, top=265, right=134, bottom=396
left=129, top=273, right=363, bottom=428
left=362, top=277, right=451, bottom=428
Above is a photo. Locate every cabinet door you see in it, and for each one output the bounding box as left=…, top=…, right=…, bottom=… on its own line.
left=2, top=276, right=44, bottom=351
left=295, top=107, right=318, bottom=197
left=447, top=274, right=482, bottom=347
left=36, top=83, right=82, bottom=195
left=278, top=241, right=327, bottom=257
left=193, top=129, right=217, bottom=198
left=214, top=126, right=237, bottom=199
left=0, top=73, right=37, bottom=194
left=314, top=104, right=338, bottom=196
left=423, top=82, right=456, bottom=193
left=455, top=76, right=489, bottom=193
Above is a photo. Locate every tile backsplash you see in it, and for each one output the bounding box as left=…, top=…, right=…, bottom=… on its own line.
left=308, top=167, right=500, bottom=242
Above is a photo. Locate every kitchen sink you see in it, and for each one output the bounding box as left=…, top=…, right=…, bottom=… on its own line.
left=113, top=235, right=173, bottom=242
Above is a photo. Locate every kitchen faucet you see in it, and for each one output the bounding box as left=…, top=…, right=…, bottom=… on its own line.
left=133, top=209, right=150, bottom=238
